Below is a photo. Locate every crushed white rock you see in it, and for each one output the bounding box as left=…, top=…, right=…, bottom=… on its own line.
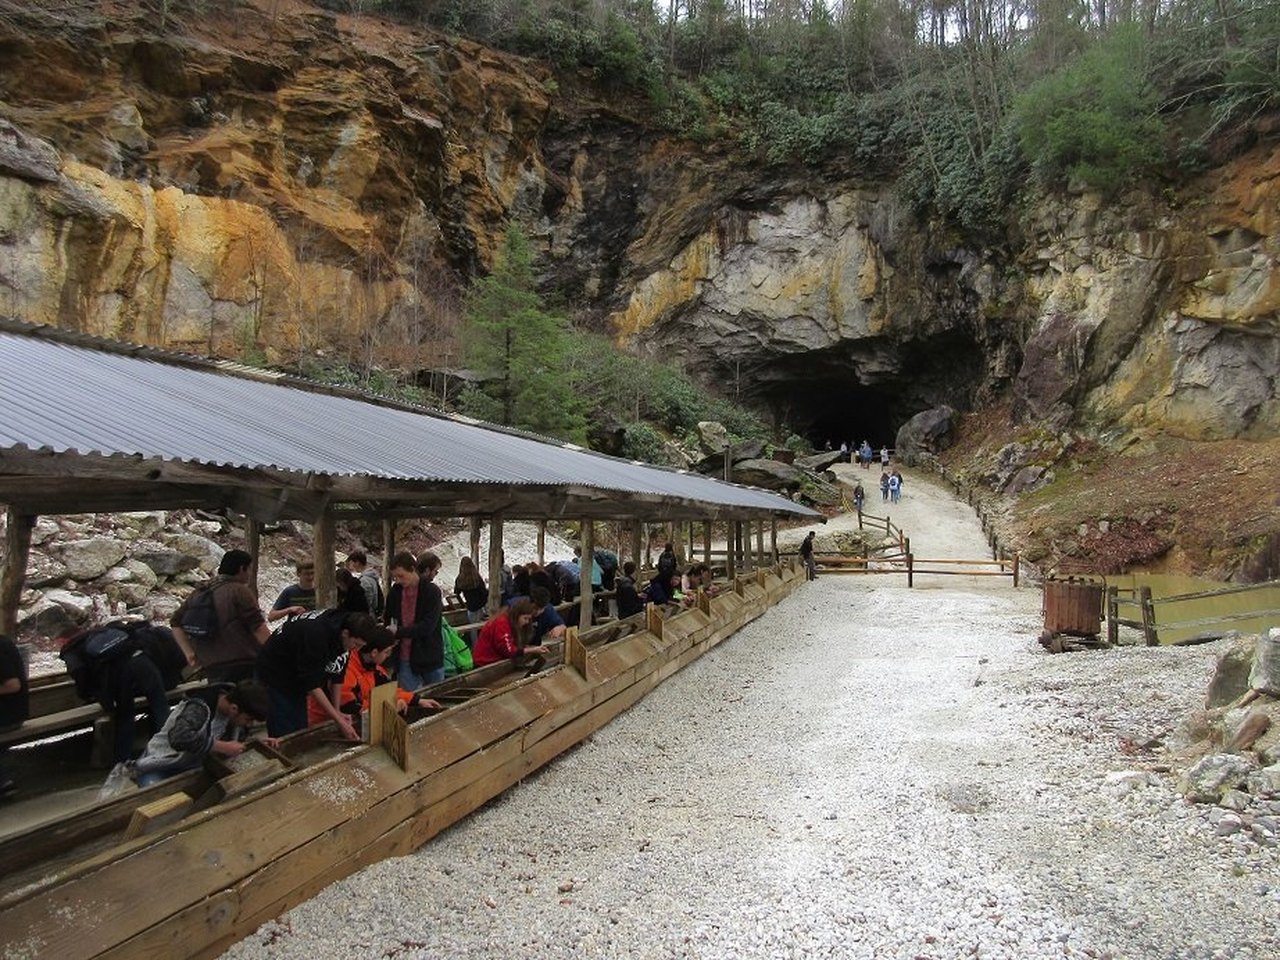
left=222, top=473, right=1280, bottom=960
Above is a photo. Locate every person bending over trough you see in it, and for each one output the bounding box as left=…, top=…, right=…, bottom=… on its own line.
left=472, top=599, right=548, bottom=669
left=256, top=609, right=391, bottom=739
left=310, top=629, right=439, bottom=736
left=133, top=680, right=273, bottom=787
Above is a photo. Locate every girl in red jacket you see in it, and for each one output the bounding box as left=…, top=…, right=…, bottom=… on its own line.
left=472, top=598, right=547, bottom=667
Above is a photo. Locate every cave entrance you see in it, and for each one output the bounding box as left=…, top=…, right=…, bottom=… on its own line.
left=778, top=382, right=903, bottom=452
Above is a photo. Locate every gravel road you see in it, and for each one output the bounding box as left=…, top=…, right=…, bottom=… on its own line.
left=224, top=470, right=1279, bottom=960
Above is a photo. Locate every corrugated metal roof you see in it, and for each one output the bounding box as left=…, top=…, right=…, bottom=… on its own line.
left=0, top=323, right=819, bottom=519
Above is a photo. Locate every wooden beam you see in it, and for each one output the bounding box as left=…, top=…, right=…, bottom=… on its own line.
left=1, top=508, right=33, bottom=636
left=314, top=508, right=336, bottom=608
left=487, top=515, right=504, bottom=614
left=579, top=520, right=594, bottom=631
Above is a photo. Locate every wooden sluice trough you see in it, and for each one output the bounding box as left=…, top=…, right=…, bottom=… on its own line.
left=0, top=560, right=804, bottom=960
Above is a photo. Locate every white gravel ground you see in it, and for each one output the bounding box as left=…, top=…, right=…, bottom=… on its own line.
left=223, top=472, right=1280, bottom=960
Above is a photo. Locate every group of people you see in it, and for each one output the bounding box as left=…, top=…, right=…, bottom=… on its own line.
left=829, top=440, right=891, bottom=470
left=0, top=537, right=730, bottom=800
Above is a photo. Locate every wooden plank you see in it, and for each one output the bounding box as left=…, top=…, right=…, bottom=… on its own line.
left=124, top=793, right=195, bottom=841
left=98, top=890, right=239, bottom=960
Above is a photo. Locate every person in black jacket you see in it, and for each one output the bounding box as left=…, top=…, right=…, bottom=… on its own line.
left=384, top=551, right=445, bottom=693
left=615, top=562, right=644, bottom=619
left=256, top=610, right=390, bottom=739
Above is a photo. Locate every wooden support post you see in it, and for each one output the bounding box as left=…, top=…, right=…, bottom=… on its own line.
left=703, top=520, right=712, bottom=568
left=727, top=522, right=738, bottom=581
left=907, top=553, right=914, bottom=588
left=469, top=517, right=482, bottom=565
left=740, top=520, right=751, bottom=573
left=381, top=519, right=396, bottom=601
left=770, top=519, right=778, bottom=565
left=487, top=515, right=505, bottom=614
left=631, top=521, right=644, bottom=574
left=2, top=509, right=34, bottom=636
left=672, top=521, right=684, bottom=564
left=579, top=520, right=594, bottom=630
left=1139, top=586, right=1157, bottom=646
left=536, top=520, right=547, bottom=565
left=565, top=626, right=589, bottom=679
left=903, top=536, right=910, bottom=557
left=644, top=524, right=652, bottom=568
left=313, top=507, right=336, bottom=608
left=1012, top=553, right=1020, bottom=588
left=245, top=516, right=261, bottom=599
left=1106, top=586, right=1119, bottom=646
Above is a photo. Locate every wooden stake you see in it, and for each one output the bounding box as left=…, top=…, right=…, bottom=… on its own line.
left=1106, top=586, right=1119, bottom=646
left=1, top=509, right=34, bottom=636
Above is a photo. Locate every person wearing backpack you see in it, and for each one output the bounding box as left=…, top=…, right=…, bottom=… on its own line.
left=170, top=549, right=271, bottom=683
left=59, top=622, right=174, bottom=764
left=346, top=550, right=384, bottom=618
left=132, top=680, right=272, bottom=787
left=656, top=543, right=677, bottom=581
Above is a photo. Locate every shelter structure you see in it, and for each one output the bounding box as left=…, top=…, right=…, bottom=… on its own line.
left=0, top=318, right=818, bottom=631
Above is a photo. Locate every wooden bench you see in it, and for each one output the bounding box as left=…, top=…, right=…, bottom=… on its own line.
left=0, top=680, right=209, bottom=752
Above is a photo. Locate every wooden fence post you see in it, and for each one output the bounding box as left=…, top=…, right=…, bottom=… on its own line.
left=1139, top=586, right=1157, bottom=646
left=907, top=553, right=914, bottom=588
left=1012, top=553, right=1020, bottom=588
left=1106, top=586, right=1119, bottom=646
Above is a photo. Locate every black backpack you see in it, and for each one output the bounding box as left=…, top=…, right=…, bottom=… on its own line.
left=179, top=581, right=222, bottom=640
left=60, top=625, right=137, bottom=702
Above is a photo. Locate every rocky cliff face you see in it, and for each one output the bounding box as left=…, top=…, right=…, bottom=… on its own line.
left=0, top=0, right=1275, bottom=451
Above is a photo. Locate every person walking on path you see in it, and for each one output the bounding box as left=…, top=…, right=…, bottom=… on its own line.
left=889, top=471, right=902, bottom=504
left=853, top=481, right=865, bottom=514
left=880, top=470, right=891, bottom=502
left=800, top=531, right=818, bottom=581
left=880, top=446, right=890, bottom=468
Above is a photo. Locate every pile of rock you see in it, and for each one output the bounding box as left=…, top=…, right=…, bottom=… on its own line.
left=690, top=422, right=844, bottom=507
left=1175, top=629, right=1280, bottom=843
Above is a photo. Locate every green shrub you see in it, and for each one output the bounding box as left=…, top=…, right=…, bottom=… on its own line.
left=1016, top=24, right=1165, bottom=193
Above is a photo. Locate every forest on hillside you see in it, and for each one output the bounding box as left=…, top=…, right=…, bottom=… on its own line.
left=326, top=0, right=1280, bottom=233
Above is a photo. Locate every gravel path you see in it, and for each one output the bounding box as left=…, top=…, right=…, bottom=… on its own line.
left=224, top=473, right=1280, bottom=960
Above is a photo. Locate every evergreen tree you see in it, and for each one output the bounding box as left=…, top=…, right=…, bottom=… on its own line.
left=461, top=224, right=588, bottom=442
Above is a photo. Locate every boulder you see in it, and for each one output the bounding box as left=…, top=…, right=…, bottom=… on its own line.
left=25, top=555, right=69, bottom=589
left=123, top=558, right=159, bottom=589
left=1004, top=465, right=1047, bottom=495
left=1247, top=764, right=1280, bottom=798
left=693, top=439, right=769, bottom=475
left=160, top=533, right=224, bottom=573
left=729, top=459, right=805, bottom=491
left=894, top=406, right=954, bottom=465
left=106, top=581, right=153, bottom=609
left=59, top=537, right=128, bottom=581
left=29, top=517, right=62, bottom=546
left=117, top=512, right=167, bottom=538
left=796, top=451, right=843, bottom=472
left=0, top=118, right=61, bottom=182
left=98, top=565, right=135, bottom=585
left=18, top=598, right=76, bottom=637
left=1178, top=753, right=1256, bottom=803
left=134, top=550, right=200, bottom=577
left=1206, top=634, right=1256, bottom=708
left=695, top=421, right=729, bottom=455
left=1250, top=628, right=1280, bottom=696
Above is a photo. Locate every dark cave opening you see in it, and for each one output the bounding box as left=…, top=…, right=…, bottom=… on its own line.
left=783, top=381, right=904, bottom=452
